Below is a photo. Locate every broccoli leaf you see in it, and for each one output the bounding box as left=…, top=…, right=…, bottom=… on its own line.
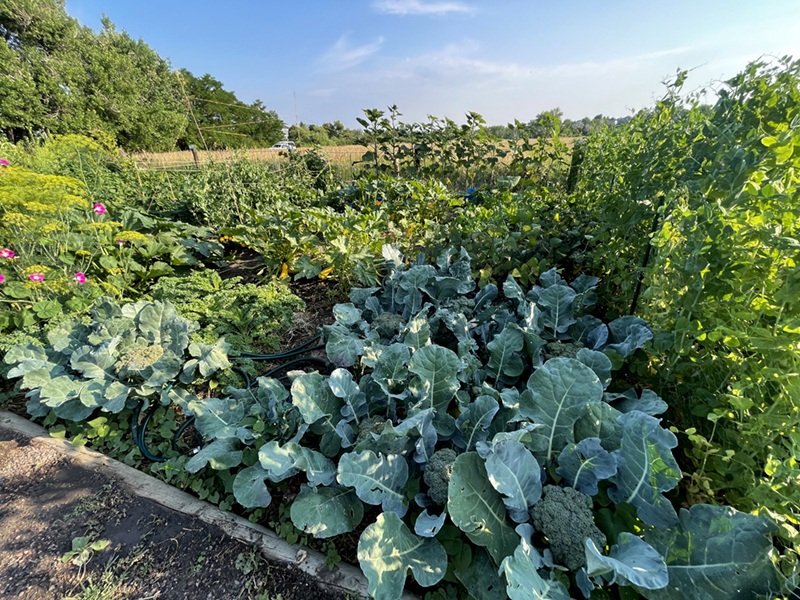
left=290, top=484, right=364, bottom=539
left=519, top=357, right=603, bottom=464
left=485, top=440, right=543, bottom=523
left=500, top=523, right=572, bottom=600
left=455, top=548, right=507, bottom=600
left=258, top=440, right=336, bottom=487
left=608, top=411, right=681, bottom=528
left=556, top=437, right=617, bottom=496
left=185, top=438, right=242, bottom=473
left=408, top=344, right=460, bottom=414
left=487, top=323, right=526, bottom=382
left=414, top=509, right=446, bottom=538
left=323, top=323, right=363, bottom=367
left=232, top=464, right=273, bottom=509
left=358, top=511, right=447, bottom=600
left=641, top=505, right=785, bottom=600
left=337, top=450, right=408, bottom=517
left=448, top=452, right=519, bottom=564
left=604, top=316, right=653, bottom=358
left=537, top=285, right=577, bottom=335
left=454, top=395, right=499, bottom=452
left=585, top=532, right=668, bottom=590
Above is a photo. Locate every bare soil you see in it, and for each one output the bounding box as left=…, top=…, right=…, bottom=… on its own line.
left=0, top=426, right=347, bottom=600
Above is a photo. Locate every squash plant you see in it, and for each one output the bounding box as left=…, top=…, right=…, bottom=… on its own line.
left=6, top=248, right=791, bottom=600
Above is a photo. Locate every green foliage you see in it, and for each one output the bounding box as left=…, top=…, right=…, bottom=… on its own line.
left=573, top=58, right=800, bottom=567
left=149, top=269, right=303, bottom=353
left=0, top=163, right=223, bottom=332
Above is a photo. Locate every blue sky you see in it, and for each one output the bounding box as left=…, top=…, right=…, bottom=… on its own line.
left=66, top=0, right=800, bottom=127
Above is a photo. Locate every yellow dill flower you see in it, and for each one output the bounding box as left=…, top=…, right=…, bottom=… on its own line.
left=41, top=222, right=64, bottom=234
left=114, top=230, right=149, bottom=243
left=98, top=281, right=121, bottom=295
left=105, top=267, right=123, bottom=275
left=85, top=222, right=114, bottom=230
left=23, top=265, right=50, bottom=275
left=3, top=213, right=33, bottom=227
left=75, top=250, right=93, bottom=256
left=23, top=201, right=57, bottom=213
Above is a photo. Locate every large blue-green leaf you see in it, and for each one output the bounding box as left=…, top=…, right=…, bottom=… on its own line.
left=519, top=357, right=603, bottom=464
left=323, top=324, right=363, bottom=367
left=574, top=402, right=623, bottom=452
left=568, top=315, right=607, bottom=349
left=404, top=310, right=431, bottom=349
left=408, top=344, right=460, bottom=414
left=641, top=505, right=785, bottom=600
left=71, top=345, right=116, bottom=380
left=487, top=324, right=525, bottom=382
left=4, top=342, right=48, bottom=364
left=485, top=440, right=542, bottom=523
left=258, top=441, right=336, bottom=487
left=185, top=438, right=242, bottom=473
left=358, top=511, right=447, bottom=600
left=290, top=484, right=364, bottom=538
left=577, top=348, right=612, bottom=389
left=537, top=285, right=577, bottom=335
left=606, top=389, right=668, bottom=416
left=372, top=343, right=411, bottom=398
left=337, top=450, right=408, bottom=517
left=448, top=452, right=519, bottom=564
left=291, top=372, right=343, bottom=453
left=585, top=532, right=668, bottom=590
left=500, top=523, right=572, bottom=600
left=181, top=338, right=230, bottom=382
left=328, top=368, right=368, bottom=423
left=414, top=509, right=446, bottom=537
left=608, top=411, right=681, bottom=528
left=556, top=437, right=617, bottom=496
left=455, top=548, right=507, bottom=600
left=187, top=396, right=244, bottom=440
left=332, top=303, right=363, bottom=326
left=233, top=464, right=273, bottom=508
left=454, top=395, right=499, bottom=452
left=604, top=316, right=653, bottom=358
left=47, top=319, right=90, bottom=354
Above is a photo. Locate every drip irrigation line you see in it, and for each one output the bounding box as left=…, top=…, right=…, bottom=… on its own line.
left=131, top=335, right=331, bottom=463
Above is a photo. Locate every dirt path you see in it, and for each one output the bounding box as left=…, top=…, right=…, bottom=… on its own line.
left=0, top=426, right=348, bottom=600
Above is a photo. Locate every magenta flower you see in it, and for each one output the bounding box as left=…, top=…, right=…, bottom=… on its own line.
left=116, top=240, right=126, bottom=246
left=0, top=273, right=4, bottom=283
left=0, top=248, right=14, bottom=259
left=93, top=203, right=106, bottom=214
left=29, top=273, right=44, bottom=282
left=74, top=272, right=87, bottom=284
left=0, top=159, right=9, bottom=166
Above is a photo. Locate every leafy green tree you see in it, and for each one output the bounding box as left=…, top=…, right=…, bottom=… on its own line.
left=177, top=70, right=283, bottom=150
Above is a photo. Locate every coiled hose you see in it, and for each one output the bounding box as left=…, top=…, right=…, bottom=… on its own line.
left=131, top=334, right=330, bottom=462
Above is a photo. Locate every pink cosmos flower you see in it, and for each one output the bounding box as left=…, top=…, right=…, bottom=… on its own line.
left=0, top=273, right=5, bottom=283
left=0, top=159, right=9, bottom=166
left=74, top=272, right=87, bottom=284
left=29, top=273, right=44, bottom=282
left=93, top=203, right=106, bottom=214
left=0, top=248, right=14, bottom=259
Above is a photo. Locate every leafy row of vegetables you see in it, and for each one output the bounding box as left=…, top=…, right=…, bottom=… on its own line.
left=5, top=246, right=791, bottom=600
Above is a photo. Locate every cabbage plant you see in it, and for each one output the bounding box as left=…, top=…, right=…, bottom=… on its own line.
left=5, top=249, right=790, bottom=600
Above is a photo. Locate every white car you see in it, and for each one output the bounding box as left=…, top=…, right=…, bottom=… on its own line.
left=270, top=141, right=296, bottom=150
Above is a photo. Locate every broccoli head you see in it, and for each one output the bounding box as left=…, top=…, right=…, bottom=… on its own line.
left=543, top=341, right=584, bottom=360
left=423, top=448, right=457, bottom=505
left=529, top=485, right=606, bottom=571
left=356, top=415, right=390, bottom=445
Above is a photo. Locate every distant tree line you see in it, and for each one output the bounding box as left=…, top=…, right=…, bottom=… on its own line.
left=288, top=121, right=361, bottom=147
left=0, top=0, right=283, bottom=151
left=485, top=108, right=633, bottom=139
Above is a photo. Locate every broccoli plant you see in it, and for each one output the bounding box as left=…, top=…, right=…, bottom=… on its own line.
left=6, top=248, right=791, bottom=600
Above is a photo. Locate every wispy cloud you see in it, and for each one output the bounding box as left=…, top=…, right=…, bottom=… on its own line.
left=318, top=35, right=384, bottom=72
left=372, top=0, right=474, bottom=16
